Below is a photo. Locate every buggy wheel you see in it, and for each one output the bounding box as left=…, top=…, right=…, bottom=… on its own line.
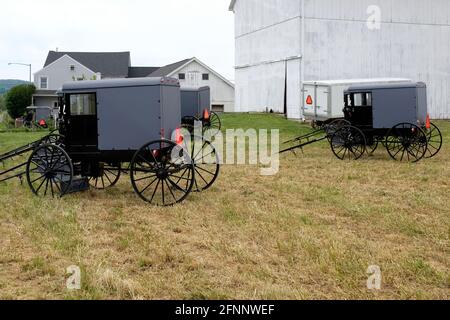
left=203, top=111, right=221, bottom=137
left=130, top=140, right=195, bottom=206
left=330, top=125, right=367, bottom=160
left=385, top=123, right=428, bottom=163
left=39, top=134, right=65, bottom=146
left=424, top=123, right=443, bottom=159
left=366, top=138, right=379, bottom=155
left=89, top=163, right=121, bottom=189
left=325, top=119, right=351, bottom=140
left=184, top=135, right=220, bottom=192
left=26, top=144, right=73, bottom=197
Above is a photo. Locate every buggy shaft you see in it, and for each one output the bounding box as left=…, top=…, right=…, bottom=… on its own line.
left=279, top=136, right=328, bottom=154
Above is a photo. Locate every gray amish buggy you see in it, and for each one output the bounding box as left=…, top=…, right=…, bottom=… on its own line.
left=180, top=86, right=221, bottom=136
left=281, top=82, right=442, bottom=162
left=0, top=77, right=220, bottom=206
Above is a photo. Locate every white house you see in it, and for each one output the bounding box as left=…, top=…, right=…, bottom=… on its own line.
left=229, top=0, right=450, bottom=119
left=152, top=57, right=235, bottom=113
left=33, top=51, right=234, bottom=114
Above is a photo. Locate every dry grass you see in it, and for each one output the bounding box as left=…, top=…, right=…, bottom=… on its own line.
left=0, top=115, right=448, bottom=300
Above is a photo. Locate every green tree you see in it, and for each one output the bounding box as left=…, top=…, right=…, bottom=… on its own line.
left=5, top=84, right=35, bottom=119
left=0, top=95, right=5, bottom=111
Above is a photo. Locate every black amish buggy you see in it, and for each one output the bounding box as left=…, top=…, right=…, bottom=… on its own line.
left=0, top=77, right=220, bottom=206
left=180, top=86, right=221, bottom=136
left=281, top=82, right=442, bottom=162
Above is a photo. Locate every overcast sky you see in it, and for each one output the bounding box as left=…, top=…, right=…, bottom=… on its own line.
left=0, top=0, right=235, bottom=81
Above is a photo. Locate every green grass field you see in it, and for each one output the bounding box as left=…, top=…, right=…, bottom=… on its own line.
left=0, top=114, right=448, bottom=300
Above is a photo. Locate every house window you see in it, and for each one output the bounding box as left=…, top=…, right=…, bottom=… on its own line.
left=70, top=65, right=75, bottom=71
left=202, top=73, right=209, bottom=81
left=40, top=77, right=48, bottom=89
left=70, top=94, right=96, bottom=116
left=179, top=73, right=186, bottom=80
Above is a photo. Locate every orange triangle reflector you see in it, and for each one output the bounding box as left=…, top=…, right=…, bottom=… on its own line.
left=306, top=95, right=313, bottom=105
left=426, top=114, right=431, bottom=129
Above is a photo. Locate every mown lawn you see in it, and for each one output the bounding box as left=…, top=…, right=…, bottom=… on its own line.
left=0, top=114, right=448, bottom=300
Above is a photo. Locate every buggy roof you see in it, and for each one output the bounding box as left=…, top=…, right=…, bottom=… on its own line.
left=346, top=82, right=426, bottom=92
left=62, top=77, right=179, bottom=91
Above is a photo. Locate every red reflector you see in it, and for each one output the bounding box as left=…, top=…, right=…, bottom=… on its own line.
left=306, top=95, right=313, bottom=105
left=203, top=109, right=210, bottom=120
left=426, top=114, right=431, bottom=129
left=39, top=119, right=46, bottom=126
left=175, top=128, right=184, bottom=145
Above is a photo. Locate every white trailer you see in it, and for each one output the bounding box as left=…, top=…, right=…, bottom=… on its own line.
left=302, top=78, right=412, bottom=125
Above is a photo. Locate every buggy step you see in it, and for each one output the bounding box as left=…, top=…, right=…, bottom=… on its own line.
left=61, top=177, right=90, bottom=195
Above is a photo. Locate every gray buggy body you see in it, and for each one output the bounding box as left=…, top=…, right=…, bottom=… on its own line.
left=61, top=77, right=181, bottom=156
left=345, top=82, right=427, bottom=129
left=180, top=86, right=211, bottom=119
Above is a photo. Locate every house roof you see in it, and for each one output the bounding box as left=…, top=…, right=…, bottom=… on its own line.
left=149, top=59, right=192, bottom=77
left=128, top=66, right=160, bottom=78
left=44, top=51, right=131, bottom=78
left=229, top=0, right=236, bottom=11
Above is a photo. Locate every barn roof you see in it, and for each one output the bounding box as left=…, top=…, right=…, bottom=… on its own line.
left=148, top=59, right=192, bottom=77
left=44, top=51, right=131, bottom=78
left=128, top=66, right=160, bottom=78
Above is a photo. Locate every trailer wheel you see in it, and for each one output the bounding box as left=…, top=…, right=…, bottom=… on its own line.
left=184, top=135, right=220, bottom=192
left=130, top=140, right=195, bottom=206
left=89, top=163, right=121, bottom=189
left=330, top=125, right=367, bottom=160
left=203, top=111, right=221, bottom=137
left=424, top=123, right=443, bottom=159
left=26, top=144, right=73, bottom=197
left=385, top=123, right=428, bottom=163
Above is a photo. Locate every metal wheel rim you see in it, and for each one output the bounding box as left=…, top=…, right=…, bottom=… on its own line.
left=204, top=111, right=221, bottom=136
left=89, top=163, right=121, bottom=189
left=424, top=123, right=443, bottom=159
left=385, top=123, right=428, bottom=163
left=26, top=144, right=73, bottom=197
left=130, top=140, right=195, bottom=206
left=186, top=135, right=220, bottom=192
left=330, top=126, right=367, bottom=160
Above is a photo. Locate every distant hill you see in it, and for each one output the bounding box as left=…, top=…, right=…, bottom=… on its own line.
left=0, top=80, right=29, bottom=95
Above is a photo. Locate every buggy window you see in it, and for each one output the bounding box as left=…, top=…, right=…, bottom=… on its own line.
left=70, top=94, right=96, bottom=116
left=353, top=93, right=372, bottom=107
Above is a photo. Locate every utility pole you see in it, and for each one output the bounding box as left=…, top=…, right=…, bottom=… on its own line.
left=8, top=62, right=32, bottom=83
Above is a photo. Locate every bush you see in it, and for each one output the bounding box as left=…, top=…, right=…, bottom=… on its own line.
left=5, top=84, right=35, bottom=119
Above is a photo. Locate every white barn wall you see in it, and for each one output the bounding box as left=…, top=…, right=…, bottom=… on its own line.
left=234, top=0, right=301, bottom=113
left=232, top=0, right=450, bottom=119
left=171, top=60, right=235, bottom=113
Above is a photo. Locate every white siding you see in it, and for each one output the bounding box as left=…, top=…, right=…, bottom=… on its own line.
left=34, top=55, right=101, bottom=91
left=170, top=60, right=235, bottom=113
left=232, top=0, right=450, bottom=119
